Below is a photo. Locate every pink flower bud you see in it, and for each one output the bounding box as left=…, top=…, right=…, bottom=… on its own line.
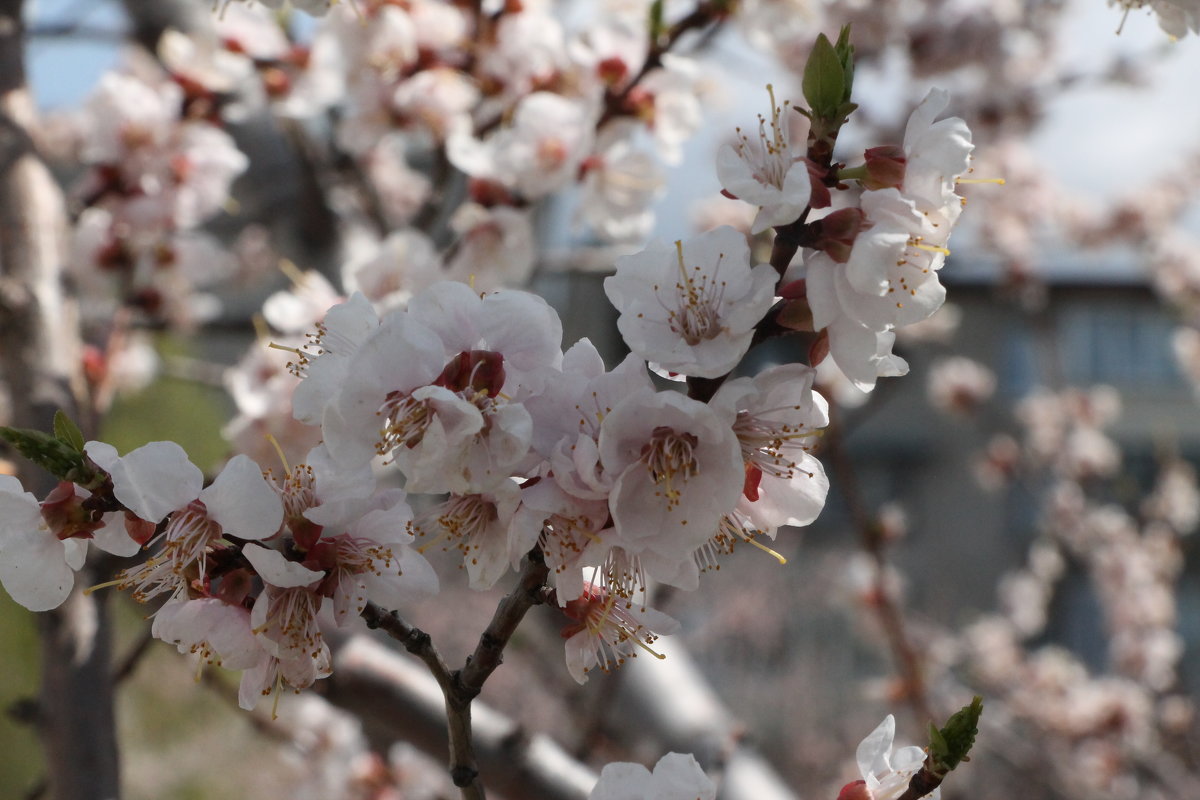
left=816, top=207, right=866, bottom=262
left=837, top=779, right=871, bottom=800
left=862, top=145, right=907, bottom=190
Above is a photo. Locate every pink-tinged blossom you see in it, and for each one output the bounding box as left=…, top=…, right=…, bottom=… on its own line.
left=261, top=268, right=342, bottom=336
left=448, top=92, right=595, bottom=199
left=390, top=67, right=479, bottom=141
left=151, top=597, right=265, bottom=671
left=321, top=312, right=448, bottom=468
left=561, top=582, right=679, bottom=684
left=243, top=543, right=331, bottom=703
left=478, top=11, right=568, bottom=97
left=818, top=190, right=950, bottom=323
left=927, top=356, right=996, bottom=415
left=577, top=124, right=665, bottom=243
left=308, top=498, right=439, bottom=623
left=509, top=478, right=613, bottom=603
left=639, top=55, right=705, bottom=165
left=413, top=481, right=520, bottom=590
left=341, top=229, right=441, bottom=312
left=324, top=283, right=561, bottom=493
left=289, top=292, right=381, bottom=427
left=443, top=204, right=537, bottom=292
left=711, top=363, right=830, bottom=534
left=716, top=85, right=812, bottom=233
left=263, top=446, right=437, bottom=621
left=96, top=451, right=284, bottom=603
left=523, top=340, right=653, bottom=502
left=598, top=389, right=742, bottom=565
left=605, top=226, right=777, bottom=379
left=588, top=752, right=716, bottom=800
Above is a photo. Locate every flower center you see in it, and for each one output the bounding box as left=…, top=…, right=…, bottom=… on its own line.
left=733, top=84, right=794, bottom=190
left=732, top=407, right=820, bottom=480
left=377, top=390, right=434, bottom=453
left=639, top=425, right=700, bottom=508
left=664, top=240, right=727, bottom=345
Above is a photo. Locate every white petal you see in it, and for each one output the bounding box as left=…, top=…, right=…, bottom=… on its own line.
left=102, top=441, right=203, bottom=522
left=0, top=525, right=75, bottom=612
left=589, top=762, right=654, bottom=799
left=91, top=513, right=143, bottom=557
left=201, top=455, right=284, bottom=540
left=651, top=752, right=717, bottom=800
left=243, top=543, right=324, bottom=588
left=857, top=715, right=897, bottom=781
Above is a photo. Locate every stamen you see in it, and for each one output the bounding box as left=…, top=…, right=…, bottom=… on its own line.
left=629, top=635, right=667, bottom=660
left=746, top=536, right=788, bottom=565
left=913, top=242, right=951, bottom=256
left=265, top=433, right=290, bottom=474
left=83, top=577, right=124, bottom=595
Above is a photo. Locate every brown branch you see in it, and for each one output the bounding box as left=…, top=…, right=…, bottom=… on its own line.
left=361, top=602, right=455, bottom=692
left=458, top=547, right=550, bottom=695
left=363, top=549, right=551, bottom=800
left=112, top=625, right=156, bottom=684
left=597, top=2, right=730, bottom=129
left=825, top=406, right=937, bottom=728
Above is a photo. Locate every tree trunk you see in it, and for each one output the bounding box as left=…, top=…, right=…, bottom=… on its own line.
left=0, top=2, right=119, bottom=798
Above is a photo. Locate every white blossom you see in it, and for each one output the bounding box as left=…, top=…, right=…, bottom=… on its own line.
left=605, top=226, right=776, bottom=379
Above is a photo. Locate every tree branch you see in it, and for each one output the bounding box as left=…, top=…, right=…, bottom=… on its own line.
left=363, top=549, right=551, bottom=799
left=825, top=407, right=936, bottom=727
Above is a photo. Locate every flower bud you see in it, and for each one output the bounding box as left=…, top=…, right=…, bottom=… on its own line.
left=815, top=207, right=865, bottom=262
left=836, top=779, right=871, bottom=800
left=862, top=145, right=907, bottom=190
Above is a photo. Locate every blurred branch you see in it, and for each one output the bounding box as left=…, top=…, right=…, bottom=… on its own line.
left=825, top=406, right=937, bottom=729
left=323, top=631, right=597, bottom=800
left=612, top=636, right=799, bottom=800
left=0, top=4, right=118, bottom=800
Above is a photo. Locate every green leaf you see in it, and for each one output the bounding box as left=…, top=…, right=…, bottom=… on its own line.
left=835, top=25, right=855, bottom=102
left=53, top=410, right=85, bottom=452
left=0, top=425, right=88, bottom=482
left=802, top=33, right=845, bottom=120
left=931, top=696, right=983, bottom=775
left=648, top=0, right=666, bottom=42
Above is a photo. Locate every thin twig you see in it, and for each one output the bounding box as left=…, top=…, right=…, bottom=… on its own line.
left=111, top=626, right=155, bottom=684
left=458, top=547, right=550, bottom=696
left=361, top=602, right=455, bottom=693
left=596, top=2, right=730, bottom=129
left=363, top=549, right=551, bottom=800
left=825, top=406, right=937, bottom=727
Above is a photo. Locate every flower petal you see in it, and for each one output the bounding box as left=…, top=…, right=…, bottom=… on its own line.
left=201, top=455, right=284, bottom=540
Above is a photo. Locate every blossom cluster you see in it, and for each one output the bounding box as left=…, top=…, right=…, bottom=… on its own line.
left=0, top=7, right=998, bottom=796
left=2, top=39, right=982, bottom=722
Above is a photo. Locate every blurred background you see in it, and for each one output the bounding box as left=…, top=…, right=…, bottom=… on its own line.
left=2, top=1, right=1200, bottom=799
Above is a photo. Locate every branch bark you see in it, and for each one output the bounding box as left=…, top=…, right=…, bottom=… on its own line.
left=362, top=550, right=550, bottom=799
